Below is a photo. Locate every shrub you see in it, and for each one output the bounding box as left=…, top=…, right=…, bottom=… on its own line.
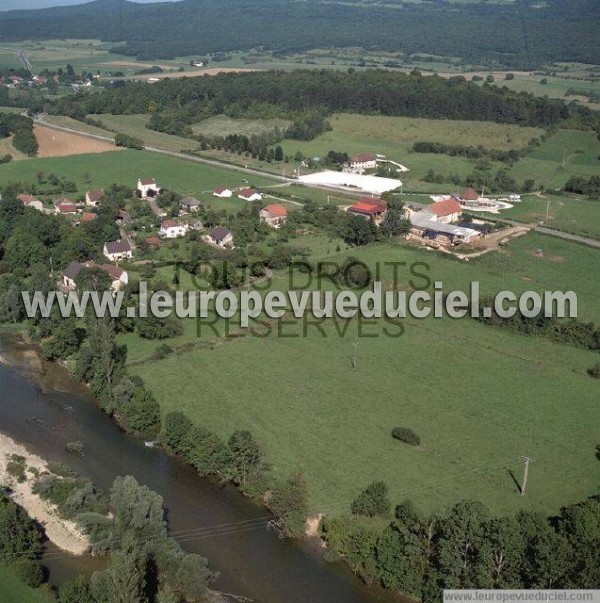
left=350, top=481, right=390, bottom=517
left=66, top=441, right=85, bottom=455
left=587, top=363, right=600, bottom=379
left=391, top=427, right=421, bottom=446
left=6, top=455, right=27, bottom=483
left=153, top=343, right=173, bottom=360
left=10, top=558, right=44, bottom=587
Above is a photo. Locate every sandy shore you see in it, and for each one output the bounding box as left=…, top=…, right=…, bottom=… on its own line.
left=0, top=432, right=90, bottom=555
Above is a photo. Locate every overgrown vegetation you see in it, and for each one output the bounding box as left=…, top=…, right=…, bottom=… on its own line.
left=0, top=113, right=37, bottom=157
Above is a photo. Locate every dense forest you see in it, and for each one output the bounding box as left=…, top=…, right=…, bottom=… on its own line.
left=0, top=0, right=599, bottom=69
left=51, top=69, right=600, bottom=140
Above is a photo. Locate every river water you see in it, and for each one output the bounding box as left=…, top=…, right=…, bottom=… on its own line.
left=0, top=336, right=402, bottom=603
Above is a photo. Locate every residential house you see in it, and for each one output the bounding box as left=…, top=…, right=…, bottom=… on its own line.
left=159, top=219, right=187, bottom=238
left=103, top=239, right=133, bottom=261
left=116, top=209, right=132, bottom=224
left=145, top=236, right=163, bottom=249
left=180, top=196, right=201, bottom=212
left=213, top=187, right=232, bottom=198
left=237, top=188, right=262, bottom=202
left=55, top=198, right=78, bottom=214
left=347, top=197, right=387, bottom=223
left=349, top=153, right=377, bottom=173
left=17, top=194, right=44, bottom=212
left=80, top=212, right=97, bottom=223
left=207, top=226, right=233, bottom=248
left=422, top=198, right=462, bottom=224
left=63, top=261, right=128, bottom=292
left=137, top=178, right=161, bottom=199
left=85, top=190, right=104, bottom=207
left=260, top=204, right=288, bottom=228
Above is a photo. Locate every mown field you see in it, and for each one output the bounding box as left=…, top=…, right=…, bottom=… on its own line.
left=508, top=129, right=600, bottom=189
left=0, top=149, right=278, bottom=198
left=497, top=194, right=600, bottom=240
left=128, top=233, right=600, bottom=516
left=0, top=566, right=49, bottom=603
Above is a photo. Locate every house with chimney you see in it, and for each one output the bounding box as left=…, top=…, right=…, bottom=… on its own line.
left=85, top=190, right=104, bottom=207
left=260, top=204, right=288, bottom=228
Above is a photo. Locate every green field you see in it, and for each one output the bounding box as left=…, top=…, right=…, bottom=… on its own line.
left=0, top=149, right=278, bottom=197
left=275, top=113, right=545, bottom=191
left=498, top=194, right=600, bottom=240
left=508, top=129, right=600, bottom=189
left=192, top=115, right=292, bottom=138
left=128, top=232, right=600, bottom=516
left=0, top=566, right=49, bottom=603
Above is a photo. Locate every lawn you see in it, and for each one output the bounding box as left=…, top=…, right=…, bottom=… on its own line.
left=275, top=113, right=544, bottom=192
left=0, top=149, right=278, bottom=197
left=128, top=233, right=600, bottom=516
left=497, top=193, right=600, bottom=240
left=508, top=129, right=600, bottom=189
left=0, top=566, right=50, bottom=603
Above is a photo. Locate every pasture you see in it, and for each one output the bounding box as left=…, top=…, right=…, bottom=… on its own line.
left=498, top=193, right=600, bottom=240
left=508, top=129, right=600, bottom=189
left=0, top=149, right=278, bottom=197
left=275, top=114, right=545, bottom=191
left=0, top=566, right=49, bottom=603
left=127, top=233, right=600, bottom=516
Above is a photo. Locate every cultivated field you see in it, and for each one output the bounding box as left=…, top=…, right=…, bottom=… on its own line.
left=128, top=233, right=600, bottom=516
left=33, top=124, right=119, bottom=157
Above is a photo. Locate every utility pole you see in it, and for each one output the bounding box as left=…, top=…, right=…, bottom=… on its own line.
left=520, top=456, right=534, bottom=495
left=352, top=340, right=359, bottom=370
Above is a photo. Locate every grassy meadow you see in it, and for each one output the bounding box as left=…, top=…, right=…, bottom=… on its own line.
left=0, top=149, right=278, bottom=199
left=0, top=566, right=49, bottom=603
left=497, top=194, right=600, bottom=240
left=127, top=232, right=600, bottom=516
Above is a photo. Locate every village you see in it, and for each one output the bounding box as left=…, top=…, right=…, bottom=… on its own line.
left=12, top=153, right=531, bottom=294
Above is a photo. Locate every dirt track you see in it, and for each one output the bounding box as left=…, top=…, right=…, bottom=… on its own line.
left=34, top=124, right=121, bottom=157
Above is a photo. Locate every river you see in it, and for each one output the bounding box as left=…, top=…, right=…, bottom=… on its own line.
left=0, top=335, right=402, bottom=603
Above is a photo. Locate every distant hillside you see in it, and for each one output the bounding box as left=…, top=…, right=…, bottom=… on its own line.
left=0, top=0, right=598, bottom=69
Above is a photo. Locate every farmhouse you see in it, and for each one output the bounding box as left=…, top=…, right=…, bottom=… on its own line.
left=260, top=204, right=288, bottom=228
left=160, top=219, right=187, bottom=238
left=85, top=189, right=104, bottom=207
left=237, top=188, right=262, bottom=202
left=103, top=239, right=133, bottom=261
left=63, top=261, right=128, bottom=292
left=17, top=194, right=44, bottom=212
left=55, top=198, right=78, bottom=214
left=213, top=187, right=233, bottom=198
left=180, top=197, right=201, bottom=212
left=347, top=197, right=387, bottom=223
left=207, top=226, right=233, bottom=248
left=410, top=212, right=480, bottom=245
left=349, top=152, right=378, bottom=173
left=422, top=198, right=462, bottom=224
left=137, top=178, right=162, bottom=199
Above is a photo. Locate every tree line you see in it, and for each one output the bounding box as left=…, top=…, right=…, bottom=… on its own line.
left=0, top=112, right=38, bottom=157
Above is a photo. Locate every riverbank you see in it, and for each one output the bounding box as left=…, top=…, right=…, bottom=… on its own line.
left=0, top=432, right=90, bottom=556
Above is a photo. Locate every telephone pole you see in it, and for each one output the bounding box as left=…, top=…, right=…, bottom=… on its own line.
left=520, top=456, right=534, bottom=495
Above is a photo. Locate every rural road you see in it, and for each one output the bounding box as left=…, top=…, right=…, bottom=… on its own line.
left=31, top=114, right=600, bottom=250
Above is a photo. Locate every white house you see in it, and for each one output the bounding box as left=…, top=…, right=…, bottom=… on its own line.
left=422, top=198, right=462, bottom=224
left=260, top=204, right=288, bottom=228
left=137, top=178, right=162, bottom=199
left=159, top=219, right=187, bottom=238
left=213, top=187, right=232, bottom=198
left=85, top=190, right=104, bottom=207
left=207, top=226, right=233, bottom=248
left=237, top=188, right=262, bottom=202
left=55, top=198, right=78, bottom=214
left=17, top=194, right=44, bottom=212
left=349, top=152, right=377, bottom=173
left=103, top=239, right=133, bottom=261
left=63, top=261, right=128, bottom=292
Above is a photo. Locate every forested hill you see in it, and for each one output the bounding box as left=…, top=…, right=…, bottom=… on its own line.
left=53, top=69, right=600, bottom=133
left=1, top=0, right=599, bottom=69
